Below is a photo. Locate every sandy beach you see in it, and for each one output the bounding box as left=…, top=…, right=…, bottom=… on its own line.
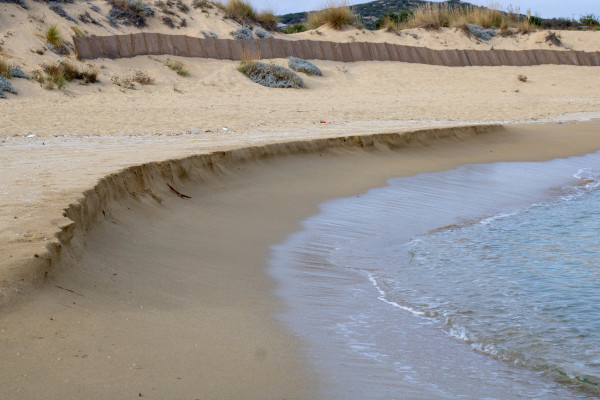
left=1, top=0, right=600, bottom=397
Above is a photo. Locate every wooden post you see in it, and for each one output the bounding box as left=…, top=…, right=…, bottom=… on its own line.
left=116, top=35, right=123, bottom=58
left=143, top=32, right=149, bottom=55
left=99, top=36, right=108, bottom=58
left=184, top=35, right=191, bottom=57
left=86, top=36, right=95, bottom=59
left=213, top=38, right=220, bottom=60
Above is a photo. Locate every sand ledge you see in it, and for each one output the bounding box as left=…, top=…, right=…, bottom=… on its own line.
left=1, top=124, right=501, bottom=310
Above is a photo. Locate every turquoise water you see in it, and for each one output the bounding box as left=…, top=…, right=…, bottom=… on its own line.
left=271, top=152, right=600, bottom=399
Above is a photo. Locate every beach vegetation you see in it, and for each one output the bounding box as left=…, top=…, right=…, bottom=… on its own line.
left=281, top=23, right=307, bottom=34
left=288, top=57, right=322, bottom=76
left=237, top=60, right=304, bottom=88
left=45, top=24, right=64, bottom=47
left=39, top=61, right=99, bottom=89
left=517, top=74, right=527, bottom=82
left=165, top=58, right=190, bottom=76
left=0, top=75, right=18, bottom=98
left=579, top=14, right=599, bottom=28
left=222, top=0, right=255, bottom=23
left=256, top=11, right=278, bottom=30
left=373, top=10, right=412, bottom=30
left=0, top=58, right=11, bottom=79
left=192, top=0, right=212, bottom=9
left=389, top=3, right=533, bottom=32
left=307, top=1, right=356, bottom=30
left=254, top=27, right=273, bottom=39
left=108, top=0, right=154, bottom=27
left=232, top=26, right=254, bottom=40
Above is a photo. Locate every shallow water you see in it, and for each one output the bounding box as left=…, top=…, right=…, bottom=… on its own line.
left=271, top=152, right=600, bottom=399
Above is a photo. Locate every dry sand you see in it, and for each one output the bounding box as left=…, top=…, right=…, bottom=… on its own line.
left=1, top=1, right=600, bottom=397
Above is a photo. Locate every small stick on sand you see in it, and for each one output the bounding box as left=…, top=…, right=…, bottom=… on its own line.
left=167, top=183, right=192, bottom=199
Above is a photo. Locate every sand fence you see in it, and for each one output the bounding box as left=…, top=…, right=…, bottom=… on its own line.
left=73, top=34, right=600, bottom=67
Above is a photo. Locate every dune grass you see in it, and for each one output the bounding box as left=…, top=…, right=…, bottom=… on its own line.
left=0, top=58, right=11, bottom=79
left=165, top=59, right=190, bottom=76
left=307, top=0, right=356, bottom=30
left=40, top=61, right=98, bottom=89
left=45, top=24, right=64, bottom=47
left=389, top=3, right=531, bottom=32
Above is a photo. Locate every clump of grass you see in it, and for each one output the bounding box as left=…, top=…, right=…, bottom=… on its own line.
left=45, top=24, right=64, bottom=47
left=133, top=70, right=154, bottom=84
left=307, top=0, right=356, bottom=30
left=192, top=0, right=212, bottom=9
left=281, top=23, right=307, bottom=34
left=373, top=10, right=412, bottom=30
left=39, top=61, right=99, bottom=89
left=223, top=0, right=255, bottom=23
left=165, top=59, right=189, bottom=76
left=108, top=0, right=154, bottom=27
left=237, top=60, right=304, bottom=88
left=398, top=3, right=532, bottom=32
left=0, top=58, right=11, bottom=79
left=288, top=57, right=322, bottom=76
left=256, top=10, right=277, bottom=30
left=517, top=74, right=527, bottom=82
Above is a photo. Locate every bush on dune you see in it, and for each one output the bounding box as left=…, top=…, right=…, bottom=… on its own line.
left=237, top=60, right=304, bottom=88
left=288, top=57, right=322, bottom=76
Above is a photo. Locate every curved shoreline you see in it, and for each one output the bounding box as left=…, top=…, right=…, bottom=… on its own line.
left=1, top=121, right=599, bottom=398
left=1, top=124, right=501, bottom=310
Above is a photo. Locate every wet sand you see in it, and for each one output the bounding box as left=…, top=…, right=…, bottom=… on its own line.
left=1, top=122, right=599, bottom=398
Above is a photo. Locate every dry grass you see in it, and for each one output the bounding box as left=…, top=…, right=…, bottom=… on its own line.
left=517, top=74, right=527, bottom=82
left=308, top=0, right=356, bottom=30
left=223, top=0, right=255, bottom=23
left=40, top=61, right=98, bottom=89
left=257, top=10, right=278, bottom=30
left=0, top=58, right=11, bottom=79
left=399, top=2, right=532, bottom=31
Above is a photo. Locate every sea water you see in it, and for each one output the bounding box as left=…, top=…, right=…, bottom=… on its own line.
left=270, top=151, right=600, bottom=399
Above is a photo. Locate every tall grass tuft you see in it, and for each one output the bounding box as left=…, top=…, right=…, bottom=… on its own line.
left=223, top=0, right=255, bottom=23
left=45, top=24, right=64, bottom=47
left=0, top=58, right=11, bottom=79
left=257, top=10, right=278, bottom=30
left=308, top=0, right=356, bottom=30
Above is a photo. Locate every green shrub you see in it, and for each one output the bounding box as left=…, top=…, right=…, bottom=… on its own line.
left=579, top=14, right=600, bottom=27
left=165, top=59, right=189, bottom=76
left=45, top=24, right=64, bottom=47
left=281, top=23, right=307, bottom=34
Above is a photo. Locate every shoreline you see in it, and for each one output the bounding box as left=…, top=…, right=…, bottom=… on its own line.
left=1, top=121, right=600, bottom=398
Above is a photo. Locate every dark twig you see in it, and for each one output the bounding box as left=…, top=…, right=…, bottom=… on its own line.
left=167, top=183, right=192, bottom=199
left=55, top=285, right=84, bottom=297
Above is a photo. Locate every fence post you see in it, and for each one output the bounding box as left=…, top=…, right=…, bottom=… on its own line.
left=213, top=38, right=220, bottom=60
left=99, top=36, right=108, bottom=58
